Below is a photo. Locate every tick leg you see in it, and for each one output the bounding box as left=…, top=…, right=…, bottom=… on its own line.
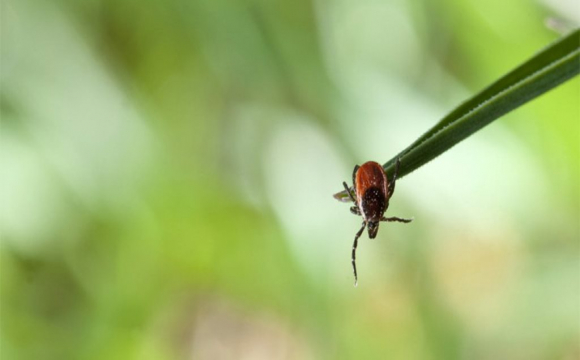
left=387, top=158, right=401, bottom=199
left=352, top=222, right=366, bottom=287
left=381, top=216, right=413, bottom=223
left=350, top=206, right=361, bottom=215
left=352, top=165, right=360, bottom=191
left=343, top=181, right=356, bottom=203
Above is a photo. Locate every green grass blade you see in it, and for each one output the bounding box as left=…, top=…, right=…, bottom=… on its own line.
left=335, top=29, right=579, bottom=202
left=383, top=29, right=580, bottom=176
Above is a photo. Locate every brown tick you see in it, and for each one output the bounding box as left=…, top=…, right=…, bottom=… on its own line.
left=341, top=159, right=412, bottom=286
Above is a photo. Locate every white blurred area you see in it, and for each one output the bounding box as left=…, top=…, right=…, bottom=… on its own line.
left=263, top=114, right=349, bottom=283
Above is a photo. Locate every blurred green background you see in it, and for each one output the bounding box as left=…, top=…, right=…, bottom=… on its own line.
left=1, top=0, right=579, bottom=359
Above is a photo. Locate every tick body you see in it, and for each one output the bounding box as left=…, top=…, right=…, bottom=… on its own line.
left=342, top=159, right=412, bottom=286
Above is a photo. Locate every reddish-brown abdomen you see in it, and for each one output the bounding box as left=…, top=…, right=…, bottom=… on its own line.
left=355, top=162, right=388, bottom=196
left=355, top=161, right=389, bottom=221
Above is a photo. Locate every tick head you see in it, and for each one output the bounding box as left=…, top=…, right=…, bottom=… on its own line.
left=367, top=221, right=379, bottom=239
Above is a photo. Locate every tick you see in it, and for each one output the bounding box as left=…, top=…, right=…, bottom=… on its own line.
left=341, top=159, right=412, bottom=286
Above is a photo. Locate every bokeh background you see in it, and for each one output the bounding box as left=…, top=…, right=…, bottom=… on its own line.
left=1, top=0, right=579, bottom=359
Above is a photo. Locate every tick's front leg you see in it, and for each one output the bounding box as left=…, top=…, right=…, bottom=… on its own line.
left=343, top=181, right=357, bottom=203
left=352, top=222, right=366, bottom=287
left=352, top=165, right=360, bottom=191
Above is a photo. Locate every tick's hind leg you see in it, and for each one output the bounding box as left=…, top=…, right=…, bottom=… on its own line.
left=350, top=206, right=361, bottom=215
left=352, top=222, right=366, bottom=287
left=381, top=216, right=413, bottom=223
